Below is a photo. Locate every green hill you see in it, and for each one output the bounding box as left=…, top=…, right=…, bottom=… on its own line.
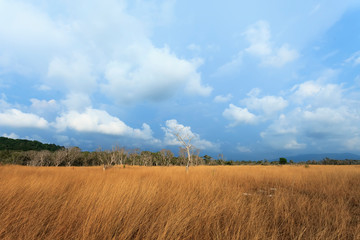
left=0, top=137, right=64, bottom=152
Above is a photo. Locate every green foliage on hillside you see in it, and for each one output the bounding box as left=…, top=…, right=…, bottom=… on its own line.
left=0, top=137, right=64, bottom=152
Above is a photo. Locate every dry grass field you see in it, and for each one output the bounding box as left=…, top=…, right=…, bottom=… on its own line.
left=0, top=165, right=359, bottom=240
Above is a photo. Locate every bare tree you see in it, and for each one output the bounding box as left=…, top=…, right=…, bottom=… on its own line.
left=37, top=150, right=51, bottom=166
left=65, top=147, right=81, bottom=167
left=97, top=148, right=113, bottom=171
left=27, top=151, right=39, bottom=166
left=53, top=149, right=66, bottom=167
left=192, top=148, right=201, bottom=166
left=129, top=148, right=141, bottom=166
left=171, top=128, right=194, bottom=172
left=140, top=151, right=153, bottom=166
left=117, top=147, right=128, bottom=167
left=160, top=149, right=173, bottom=166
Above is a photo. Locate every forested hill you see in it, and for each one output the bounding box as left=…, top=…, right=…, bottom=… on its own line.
left=0, top=137, right=64, bottom=152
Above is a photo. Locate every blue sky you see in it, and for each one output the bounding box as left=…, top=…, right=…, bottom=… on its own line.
left=1, top=0, right=360, bottom=160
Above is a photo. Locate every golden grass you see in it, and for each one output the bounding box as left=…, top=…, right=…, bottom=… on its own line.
left=0, top=165, right=359, bottom=240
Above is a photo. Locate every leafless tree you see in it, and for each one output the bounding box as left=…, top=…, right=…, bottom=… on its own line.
left=96, top=148, right=113, bottom=171
left=53, top=149, right=66, bottom=167
left=65, top=147, right=81, bottom=167
left=160, top=149, right=173, bottom=166
left=37, top=150, right=52, bottom=166
left=27, top=151, right=39, bottom=166
left=192, top=148, right=202, bottom=166
left=170, top=128, right=194, bottom=172
left=129, top=148, right=140, bottom=166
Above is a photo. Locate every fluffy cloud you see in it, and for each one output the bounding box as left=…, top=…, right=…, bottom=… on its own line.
left=291, top=80, right=342, bottom=107
left=102, top=46, right=211, bottom=103
left=244, top=20, right=298, bottom=67
left=162, top=119, right=218, bottom=151
left=0, top=109, right=48, bottom=129
left=260, top=106, right=359, bottom=150
left=222, top=89, right=287, bottom=126
left=223, top=104, right=258, bottom=126
left=2, top=132, right=20, bottom=139
left=54, top=108, right=159, bottom=143
left=0, top=0, right=70, bottom=75
left=260, top=74, right=360, bottom=151
left=0, top=0, right=212, bottom=108
left=47, top=54, right=97, bottom=94
left=30, top=98, right=58, bottom=116
left=242, top=93, right=288, bottom=116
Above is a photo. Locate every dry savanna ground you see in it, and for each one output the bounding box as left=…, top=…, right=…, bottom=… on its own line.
left=0, top=165, right=359, bottom=240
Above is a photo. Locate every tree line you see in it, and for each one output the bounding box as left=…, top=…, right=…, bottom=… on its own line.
left=1, top=148, right=359, bottom=167
left=0, top=137, right=359, bottom=167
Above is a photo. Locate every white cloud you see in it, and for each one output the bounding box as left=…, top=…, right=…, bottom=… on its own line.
left=102, top=45, right=211, bottom=103
left=54, top=108, right=159, bottom=142
left=242, top=92, right=288, bottom=116
left=0, top=0, right=70, bottom=74
left=162, top=119, right=219, bottom=151
left=244, top=20, right=298, bottom=67
left=283, top=140, right=306, bottom=150
left=345, top=51, right=360, bottom=66
left=61, top=93, right=92, bottom=111
left=223, top=104, right=258, bottom=126
left=215, top=52, right=243, bottom=76
left=2, top=132, right=20, bottom=139
left=291, top=80, right=343, bottom=107
left=244, top=21, right=272, bottom=56
left=0, top=0, right=212, bottom=108
left=0, top=109, right=48, bottom=129
left=30, top=98, right=58, bottom=115
left=261, top=105, right=360, bottom=151
left=47, top=54, right=97, bottom=93
left=214, top=94, right=233, bottom=103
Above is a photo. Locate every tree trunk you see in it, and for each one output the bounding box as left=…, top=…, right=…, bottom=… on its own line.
left=186, top=147, right=191, bottom=173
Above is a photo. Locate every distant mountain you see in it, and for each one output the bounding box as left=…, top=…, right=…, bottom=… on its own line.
left=281, top=153, right=360, bottom=162
left=0, top=137, right=64, bottom=152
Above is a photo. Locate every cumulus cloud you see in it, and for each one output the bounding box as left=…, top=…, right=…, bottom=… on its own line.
left=61, top=93, right=92, bottom=111
left=216, top=20, right=298, bottom=75
left=290, top=80, right=342, bottom=107
left=260, top=78, right=360, bottom=151
left=0, top=0, right=212, bottom=108
left=0, top=109, right=48, bottom=129
left=242, top=92, right=288, bottom=116
left=2, top=132, right=20, bottom=139
left=244, top=20, right=298, bottom=67
left=47, top=54, right=97, bottom=93
left=102, top=47, right=211, bottom=103
left=260, top=106, right=358, bottom=150
left=54, top=108, right=159, bottom=143
left=0, top=0, right=70, bottom=74
left=223, top=104, right=258, bottom=126
left=162, top=119, right=218, bottom=151
left=30, top=98, right=58, bottom=115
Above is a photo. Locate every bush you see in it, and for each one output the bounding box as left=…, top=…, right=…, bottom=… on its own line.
left=279, top=157, right=288, bottom=165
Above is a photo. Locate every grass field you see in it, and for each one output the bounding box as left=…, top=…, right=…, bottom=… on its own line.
left=0, top=165, right=359, bottom=239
